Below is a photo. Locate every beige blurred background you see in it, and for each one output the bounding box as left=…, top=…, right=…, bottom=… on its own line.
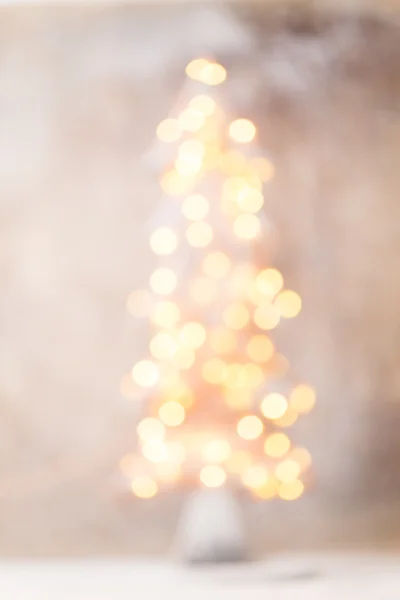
left=0, top=1, right=400, bottom=557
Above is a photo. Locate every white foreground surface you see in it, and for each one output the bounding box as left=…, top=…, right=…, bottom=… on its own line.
left=1, top=555, right=400, bottom=600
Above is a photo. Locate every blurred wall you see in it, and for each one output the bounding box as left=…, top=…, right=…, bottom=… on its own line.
left=0, top=4, right=399, bottom=556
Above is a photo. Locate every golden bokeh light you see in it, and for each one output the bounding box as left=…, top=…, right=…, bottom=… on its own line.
left=233, top=214, right=261, bottom=240
left=142, top=440, right=168, bottom=464
left=253, top=304, right=281, bottom=331
left=158, top=401, right=186, bottom=427
left=226, top=450, right=252, bottom=474
left=132, top=360, right=160, bottom=388
left=170, top=346, right=196, bottom=370
left=289, top=384, right=316, bottom=413
left=237, top=415, right=264, bottom=440
left=202, top=440, right=232, bottom=463
left=155, top=463, right=182, bottom=485
left=275, top=459, right=301, bottom=483
left=166, top=441, right=186, bottom=464
left=256, top=268, right=284, bottom=297
left=251, top=157, right=275, bottom=182
left=275, top=290, right=302, bottom=319
left=278, top=480, right=304, bottom=501
left=202, top=358, right=228, bottom=385
left=186, top=221, right=213, bottom=248
left=225, top=364, right=248, bottom=389
left=252, top=477, right=279, bottom=500
left=223, top=389, right=252, bottom=411
left=200, top=464, right=227, bottom=488
left=161, top=170, right=192, bottom=196
left=165, top=382, right=195, bottom=409
left=150, top=332, right=178, bottom=361
left=150, top=268, right=177, bottom=295
left=182, top=194, right=209, bottom=221
left=221, top=150, right=248, bottom=175
left=189, top=276, right=217, bottom=305
left=266, top=353, right=290, bottom=379
left=244, top=363, right=264, bottom=389
left=237, top=188, right=264, bottom=213
left=151, top=301, right=180, bottom=329
left=264, top=433, right=291, bottom=458
left=274, top=407, right=298, bottom=428
left=189, top=94, right=216, bottom=116
left=223, top=303, right=250, bottom=330
left=242, top=464, right=269, bottom=489
left=186, top=58, right=210, bottom=80
left=137, top=417, right=165, bottom=442
left=180, top=321, right=206, bottom=349
left=228, top=119, right=256, bottom=143
left=197, top=62, right=227, bottom=86
left=131, top=477, right=158, bottom=499
left=175, top=155, right=203, bottom=178
left=178, top=108, right=205, bottom=132
left=178, top=139, right=205, bottom=158
left=261, top=393, right=288, bottom=420
left=202, top=251, right=231, bottom=279
left=209, top=329, right=237, bottom=355
left=290, top=447, right=312, bottom=471
left=127, top=289, right=152, bottom=318
left=246, top=335, right=275, bottom=363
left=156, top=118, right=181, bottom=143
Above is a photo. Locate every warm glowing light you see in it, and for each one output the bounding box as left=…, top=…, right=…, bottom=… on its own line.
left=150, top=332, right=178, bottom=361
left=156, top=118, right=181, bottom=143
left=242, top=464, right=269, bottom=489
left=137, top=418, right=165, bottom=442
left=244, top=363, right=264, bottom=389
left=186, top=58, right=210, bottom=80
left=256, top=268, right=284, bottom=297
left=166, top=441, right=186, bottom=464
left=186, top=221, right=213, bottom=248
left=261, top=393, right=288, bottom=420
left=189, top=276, right=217, bottom=305
left=246, top=335, right=275, bottom=363
left=189, top=95, right=216, bottom=116
left=165, top=383, right=194, bottom=409
left=132, top=360, right=159, bottom=388
left=223, top=303, right=250, bottom=330
left=150, top=268, right=177, bottom=295
left=171, top=346, right=196, bottom=370
left=131, top=476, right=158, bottom=499
left=151, top=301, right=180, bottom=329
left=161, top=170, right=192, bottom=196
left=156, top=463, right=181, bottom=484
left=127, top=289, right=152, bottom=318
left=274, top=407, right=298, bottom=428
left=226, top=451, right=252, bottom=474
left=253, top=304, right=281, bottom=330
left=237, top=415, right=264, bottom=440
left=223, top=389, right=252, bottom=411
left=233, top=214, right=261, bottom=240
left=224, top=175, right=262, bottom=197
left=175, top=155, right=203, bottom=178
left=178, top=139, right=205, bottom=158
left=182, top=194, right=209, bottom=221
left=252, top=477, right=279, bottom=500
left=202, top=252, right=231, bottom=279
left=142, top=440, right=168, bottom=463
left=119, top=375, right=141, bottom=401
left=275, top=459, right=301, bottom=483
left=275, top=290, right=302, bottom=319
left=180, top=322, right=206, bottom=349
left=197, top=62, right=227, bottom=86
left=251, top=157, right=275, bottom=182
left=221, top=150, right=248, bottom=175
left=202, top=440, right=232, bottom=463
left=202, top=358, right=228, bottom=385
left=278, top=480, right=304, bottom=501
left=225, top=364, right=248, bottom=389
left=264, top=433, right=291, bottom=458
left=209, top=329, right=237, bottom=355
left=178, top=108, right=205, bottom=132
left=289, top=384, right=316, bottom=413
left=229, top=119, right=256, bottom=143
left=237, top=188, right=264, bottom=213
left=200, top=465, right=227, bottom=488
left=266, top=353, right=290, bottom=379
left=290, top=448, right=312, bottom=471
left=159, top=401, right=186, bottom=427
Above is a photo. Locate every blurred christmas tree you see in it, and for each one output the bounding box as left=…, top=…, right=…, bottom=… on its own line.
left=120, top=58, right=315, bottom=503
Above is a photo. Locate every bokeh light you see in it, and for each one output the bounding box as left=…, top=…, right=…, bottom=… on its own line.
left=252, top=477, right=279, bottom=500
left=161, top=170, right=192, bottom=196
left=229, top=119, right=256, bottom=143
left=178, top=108, right=205, bottom=132
left=150, top=332, right=178, bottom=361
left=209, top=329, right=237, bottom=355
left=246, top=335, right=275, bottom=363
left=202, top=251, right=231, bottom=279
left=189, top=95, right=216, bottom=115
left=171, top=346, right=196, bottom=370
left=223, top=303, right=250, bottom=330
left=274, top=407, right=298, bottom=428
left=156, top=118, right=181, bottom=143
left=137, top=418, right=165, bottom=442
left=253, top=304, right=281, bottom=330
left=242, top=464, right=269, bottom=489
left=289, top=384, right=316, bottom=413
left=131, top=477, right=158, bottom=499
left=158, top=401, right=186, bottom=427
left=237, top=415, right=264, bottom=440
left=200, top=465, right=227, bottom=488
left=264, top=433, right=291, bottom=458
left=275, top=290, right=302, bottom=319
left=278, top=480, right=304, bottom=501
left=226, top=450, right=252, bottom=475
left=237, top=188, right=264, bottom=213
left=275, top=459, right=301, bottom=483
left=186, top=221, right=213, bottom=247
left=256, top=268, right=284, bottom=297
left=225, top=364, right=248, bottom=389
left=150, top=268, right=177, bottom=295
left=186, top=58, right=210, bottom=80
left=132, top=360, right=159, bottom=388
left=251, top=157, right=275, bottom=182
left=151, top=301, right=180, bottom=329
left=223, top=389, right=252, bottom=411
left=182, top=194, right=210, bottom=221
left=202, top=440, right=232, bottom=463
left=261, top=393, right=288, bottom=420
left=180, top=322, right=206, bottom=349
left=197, top=62, right=227, bottom=86
left=202, top=358, right=228, bottom=384
left=233, top=214, right=261, bottom=240
left=290, top=447, right=312, bottom=471
left=142, top=440, right=168, bottom=464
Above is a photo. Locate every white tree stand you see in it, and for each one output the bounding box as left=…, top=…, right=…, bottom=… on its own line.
left=173, top=488, right=247, bottom=564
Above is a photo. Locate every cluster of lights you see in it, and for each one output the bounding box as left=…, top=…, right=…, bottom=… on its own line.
left=121, top=58, right=315, bottom=503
